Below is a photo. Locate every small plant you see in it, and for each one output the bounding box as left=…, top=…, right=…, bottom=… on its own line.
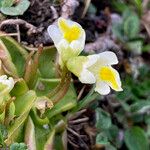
left=0, top=0, right=30, bottom=16
left=0, top=17, right=122, bottom=149
left=112, top=9, right=142, bottom=54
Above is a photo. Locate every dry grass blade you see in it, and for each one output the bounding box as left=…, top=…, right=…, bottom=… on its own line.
left=81, top=0, right=91, bottom=18
left=142, top=11, right=150, bottom=38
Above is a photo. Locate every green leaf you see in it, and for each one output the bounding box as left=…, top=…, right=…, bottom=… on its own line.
left=35, top=78, right=60, bottom=96
left=130, top=101, right=150, bottom=113
left=134, top=0, right=142, bottom=15
left=96, top=132, right=109, bottom=145
left=87, top=3, right=96, bottom=15
left=127, top=40, right=142, bottom=54
left=105, top=125, right=122, bottom=148
left=105, top=144, right=117, bottom=150
left=1, top=0, right=30, bottom=16
left=123, top=14, right=140, bottom=39
left=44, top=129, right=55, bottom=150
left=134, top=0, right=142, bottom=7
left=10, top=79, right=29, bottom=97
left=0, top=1, right=2, bottom=7
left=112, top=22, right=125, bottom=42
left=14, top=90, right=36, bottom=116
left=39, top=46, right=57, bottom=78
left=46, top=85, right=77, bottom=119
left=30, top=108, right=49, bottom=126
left=5, top=112, right=28, bottom=145
left=54, top=132, right=67, bottom=150
left=5, top=102, right=15, bottom=125
left=1, top=0, right=14, bottom=7
left=76, top=86, right=99, bottom=110
left=0, top=39, right=18, bottom=76
left=0, top=124, right=7, bottom=146
left=0, top=111, right=5, bottom=124
left=10, top=142, right=28, bottom=150
left=35, top=126, right=50, bottom=150
left=0, top=36, right=28, bottom=77
left=124, top=127, right=149, bottom=150
left=142, top=44, right=150, bottom=52
left=96, top=108, right=112, bottom=130
left=123, top=9, right=133, bottom=21
left=5, top=91, right=36, bottom=145
left=112, top=0, right=128, bottom=13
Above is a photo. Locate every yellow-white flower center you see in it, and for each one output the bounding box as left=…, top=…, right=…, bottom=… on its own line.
left=58, top=18, right=82, bottom=43
left=99, top=66, right=119, bottom=90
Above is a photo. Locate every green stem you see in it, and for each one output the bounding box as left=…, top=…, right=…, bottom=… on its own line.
left=73, top=85, right=99, bottom=111
left=52, top=72, right=71, bottom=104
left=47, top=68, right=69, bottom=98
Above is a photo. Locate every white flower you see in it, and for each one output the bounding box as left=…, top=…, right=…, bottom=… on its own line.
left=67, top=51, right=123, bottom=95
left=48, top=17, right=85, bottom=64
left=0, top=75, right=14, bottom=93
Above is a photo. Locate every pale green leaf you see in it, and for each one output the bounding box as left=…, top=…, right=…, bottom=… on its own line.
left=0, top=36, right=28, bottom=77
left=124, top=14, right=140, bottom=39
left=39, top=46, right=57, bottom=79
left=96, top=108, right=112, bottom=130
left=14, top=90, right=36, bottom=116
left=1, top=0, right=14, bottom=7
left=125, top=127, right=149, bottom=150
left=46, top=85, right=77, bottom=119
left=10, top=142, right=28, bottom=150
left=1, top=0, right=30, bottom=16
left=130, top=101, right=150, bottom=113
left=96, top=132, right=109, bottom=145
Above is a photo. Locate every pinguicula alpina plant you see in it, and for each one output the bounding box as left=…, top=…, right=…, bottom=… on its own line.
left=0, top=17, right=122, bottom=149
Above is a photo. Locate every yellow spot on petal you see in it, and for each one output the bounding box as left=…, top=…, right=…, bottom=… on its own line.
left=99, top=66, right=119, bottom=90
left=58, top=18, right=82, bottom=42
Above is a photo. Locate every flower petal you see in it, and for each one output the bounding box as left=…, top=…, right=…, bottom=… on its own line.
left=67, top=56, right=88, bottom=77
left=86, top=54, right=99, bottom=68
left=104, top=67, right=123, bottom=91
left=58, top=17, right=85, bottom=45
left=0, top=75, right=7, bottom=80
left=57, top=39, right=69, bottom=54
left=79, top=69, right=96, bottom=84
left=97, top=51, right=118, bottom=66
left=95, top=81, right=110, bottom=95
left=47, top=25, right=62, bottom=45
left=0, top=75, right=14, bottom=92
left=58, top=17, right=83, bottom=31
left=70, top=40, right=81, bottom=54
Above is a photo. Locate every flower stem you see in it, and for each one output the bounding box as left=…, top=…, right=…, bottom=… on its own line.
left=52, top=72, right=71, bottom=104
left=47, top=67, right=70, bottom=99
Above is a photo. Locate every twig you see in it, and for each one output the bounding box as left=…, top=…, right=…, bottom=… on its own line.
left=0, top=33, right=19, bottom=37
left=77, top=85, right=86, bottom=100
left=16, top=24, right=21, bottom=42
left=0, top=19, right=43, bottom=35
left=81, top=0, right=91, bottom=18
left=2, top=65, right=18, bottom=78
left=50, top=6, right=59, bottom=20
left=84, top=36, right=120, bottom=53
left=69, top=117, right=89, bottom=124
left=143, top=0, right=150, bottom=11
left=22, top=45, right=55, bottom=51
left=68, top=138, right=79, bottom=148
left=61, top=0, right=79, bottom=18
left=67, top=127, right=81, bottom=138
left=69, top=109, right=87, bottom=120
left=52, top=72, right=71, bottom=104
